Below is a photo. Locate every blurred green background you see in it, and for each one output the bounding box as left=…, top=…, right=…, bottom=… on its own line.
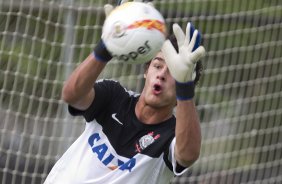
left=0, top=0, right=281, bottom=183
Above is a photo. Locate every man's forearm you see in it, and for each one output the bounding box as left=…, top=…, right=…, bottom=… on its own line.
left=175, top=100, right=202, bottom=167
left=61, top=53, right=107, bottom=110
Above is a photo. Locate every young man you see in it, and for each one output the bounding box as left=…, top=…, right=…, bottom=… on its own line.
left=44, top=7, right=206, bottom=183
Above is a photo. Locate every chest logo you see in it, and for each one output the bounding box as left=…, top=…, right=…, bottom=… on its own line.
left=88, top=133, right=136, bottom=172
left=111, top=113, right=123, bottom=125
left=135, top=131, right=160, bottom=153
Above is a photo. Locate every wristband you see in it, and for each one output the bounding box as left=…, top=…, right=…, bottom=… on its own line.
left=93, top=39, right=112, bottom=62
left=176, top=81, right=195, bottom=100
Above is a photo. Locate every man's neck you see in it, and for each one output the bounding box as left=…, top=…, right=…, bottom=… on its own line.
left=135, top=97, right=173, bottom=125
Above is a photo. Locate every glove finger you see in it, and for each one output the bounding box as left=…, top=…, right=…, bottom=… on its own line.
left=192, top=70, right=197, bottom=80
left=147, top=2, right=154, bottom=7
left=193, top=31, right=201, bottom=52
left=119, top=0, right=129, bottom=4
left=132, top=0, right=154, bottom=7
left=187, top=30, right=198, bottom=52
left=161, top=40, right=178, bottom=67
left=173, top=23, right=186, bottom=48
left=186, top=22, right=201, bottom=51
left=184, top=22, right=191, bottom=46
left=189, top=46, right=206, bottom=64
left=104, top=4, right=114, bottom=17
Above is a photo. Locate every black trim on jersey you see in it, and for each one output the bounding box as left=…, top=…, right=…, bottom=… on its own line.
left=163, top=144, right=173, bottom=171
left=176, top=162, right=187, bottom=173
left=68, top=79, right=177, bottom=171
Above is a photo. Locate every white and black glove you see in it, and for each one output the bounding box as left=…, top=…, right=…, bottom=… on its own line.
left=161, top=22, right=206, bottom=100
left=93, top=4, right=114, bottom=62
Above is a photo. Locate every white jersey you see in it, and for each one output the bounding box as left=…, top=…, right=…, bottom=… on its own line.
left=44, top=80, right=188, bottom=184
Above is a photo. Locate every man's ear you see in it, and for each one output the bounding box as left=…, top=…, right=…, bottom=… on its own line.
left=144, top=65, right=149, bottom=78
left=143, top=61, right=151, bottom=79
left=144, top=73, right=147, bottom=78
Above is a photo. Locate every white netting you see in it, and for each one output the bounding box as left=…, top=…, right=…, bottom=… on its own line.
left=0, top=0, right=281, bottom=183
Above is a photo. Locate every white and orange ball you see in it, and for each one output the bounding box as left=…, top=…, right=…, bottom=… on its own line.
left=102, top=2, right=167, bottom=64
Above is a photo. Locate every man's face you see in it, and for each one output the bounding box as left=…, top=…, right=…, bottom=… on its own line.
left=142, top=52, right=176, bottom=108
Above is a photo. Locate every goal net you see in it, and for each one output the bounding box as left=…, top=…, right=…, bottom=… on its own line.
left=0, top=0, right=281, bottom=183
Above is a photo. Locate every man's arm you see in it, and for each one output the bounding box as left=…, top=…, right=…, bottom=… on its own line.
left=62, top=3, right=115, bottom=110
left=174, top=100, right=201, bottom=167
left=161, top=22, right=206, bottom=168
left=61, top=54, right=107, bottom=110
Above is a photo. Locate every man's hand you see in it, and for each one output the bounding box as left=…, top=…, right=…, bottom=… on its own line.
left=92, top=2, right=116, bottom=63
left=162, top=22, right=206, bottom=83
left=161, top=22, right=206, bottom=100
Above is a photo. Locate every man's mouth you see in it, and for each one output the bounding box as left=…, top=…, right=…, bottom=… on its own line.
left=153, top=84, right=162, bottom=95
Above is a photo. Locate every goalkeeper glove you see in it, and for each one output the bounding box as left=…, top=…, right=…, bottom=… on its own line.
left=93, top=39, right=112, bottom=62
left=93, top=3, right=115, bottom=62
left=161, top=22, right=206, bottom=100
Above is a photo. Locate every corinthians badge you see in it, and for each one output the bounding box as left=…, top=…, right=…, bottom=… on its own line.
left=135, top=131, right=160, bottom=153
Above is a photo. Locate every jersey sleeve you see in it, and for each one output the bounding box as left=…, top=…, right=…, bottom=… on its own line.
left=68, top=79, right=125, bottom=122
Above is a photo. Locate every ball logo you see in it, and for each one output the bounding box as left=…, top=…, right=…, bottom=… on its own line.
left=111, top=20, right=166, bottom=39
left=127, top=19, right=166, bottom=35
left=112, top=40, right=152, bottom=62
left=112, top=21, right=126, bottom=38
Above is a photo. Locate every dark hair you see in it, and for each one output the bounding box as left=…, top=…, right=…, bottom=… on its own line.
left=145, top=35, right=203, bottom=85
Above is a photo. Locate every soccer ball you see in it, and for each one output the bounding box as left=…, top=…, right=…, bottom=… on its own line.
left=102, top=2, right=167, bottom=64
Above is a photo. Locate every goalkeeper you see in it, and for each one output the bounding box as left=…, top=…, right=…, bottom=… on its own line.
left=44, top=2, right=206, bottom=184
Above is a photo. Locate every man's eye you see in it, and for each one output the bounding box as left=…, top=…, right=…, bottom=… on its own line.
left=154, top=65, right=161, bottom=69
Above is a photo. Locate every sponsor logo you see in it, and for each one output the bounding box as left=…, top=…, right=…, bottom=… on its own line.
left=111, top=113, right=123, bottom=125
left=135, top=131, right=160, bottom=153
left=112, top=40, right=151, bottom=62
left=88, top=133, right=136, bottom=172
left=127, top=19, right=166, bottom=35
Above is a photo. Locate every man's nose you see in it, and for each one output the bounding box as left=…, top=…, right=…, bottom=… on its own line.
left=157, top=68, right=169, bottom=81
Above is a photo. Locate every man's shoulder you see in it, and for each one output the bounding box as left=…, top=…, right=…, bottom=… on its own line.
left=96, top=79, right=140, bottom=98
